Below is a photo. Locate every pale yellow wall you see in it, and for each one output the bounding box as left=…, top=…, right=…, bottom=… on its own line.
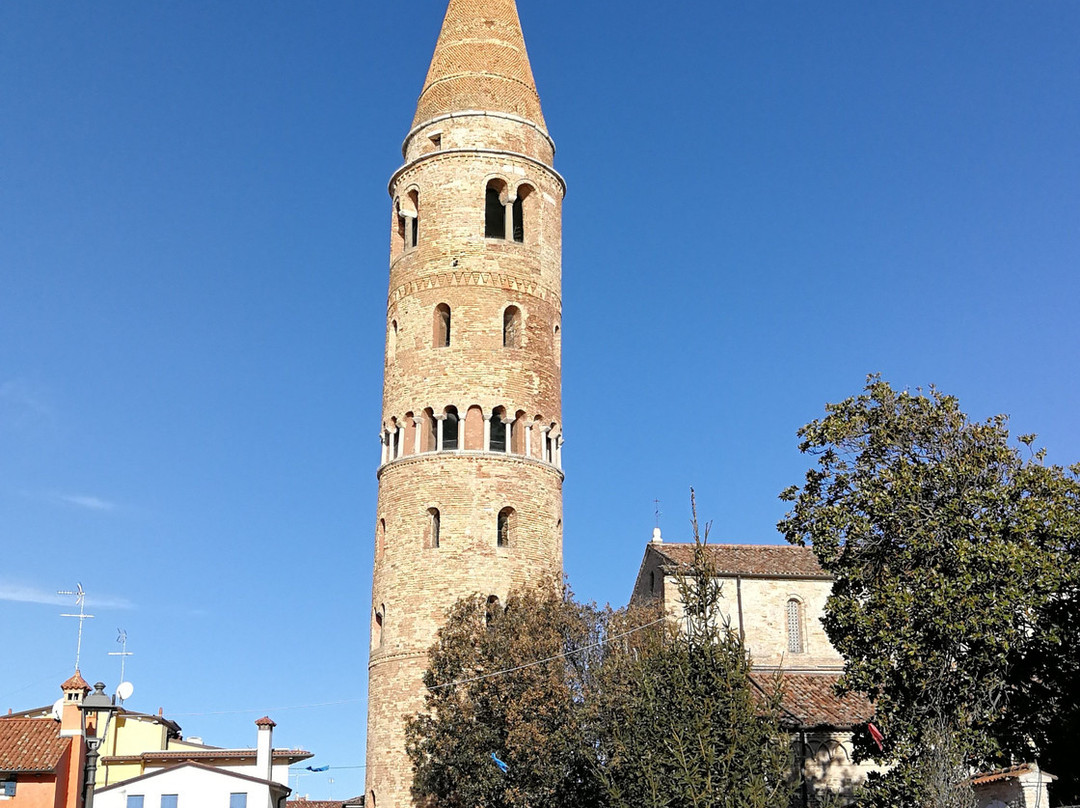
left=662, top=574, right=842, bottom=671
left=96, top=715, right=170, bottom=787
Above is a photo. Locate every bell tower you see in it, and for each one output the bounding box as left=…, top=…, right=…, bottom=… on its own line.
left=365, top=1, right=565, bottom=805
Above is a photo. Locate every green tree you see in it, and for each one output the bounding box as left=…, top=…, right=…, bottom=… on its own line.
left=590, top=494, right=795, bottom=808
left=404, top=584, right=604, bottom=808
left=778, top=377, right=1080, bottom=805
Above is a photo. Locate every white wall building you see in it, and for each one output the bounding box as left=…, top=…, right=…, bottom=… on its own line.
left=94, top=717, right=295, bottom=808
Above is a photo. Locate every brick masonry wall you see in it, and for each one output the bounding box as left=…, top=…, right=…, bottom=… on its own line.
left=366, top=104, right=564, bottom=808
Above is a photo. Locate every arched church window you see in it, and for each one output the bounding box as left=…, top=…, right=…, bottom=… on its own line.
left=786, top=598, right=804, bottom=654
left=503, top=306, right=521, bottom=348
left=423, top=408, right=437, bottom=452
left=434, top=303, right=451, bottom=347
left=497, top=507, right=514, bottom=548
left=485, top=181, right=507, bottom=239
left=428, top=507, right=441, bottom=549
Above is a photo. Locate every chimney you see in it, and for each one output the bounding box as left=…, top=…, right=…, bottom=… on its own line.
left=255, top=716, right=276, bottom=782
left=59, top=671, right=91, bottom=737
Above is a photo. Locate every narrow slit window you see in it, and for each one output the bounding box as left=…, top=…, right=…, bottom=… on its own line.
left=503, top=306, right=521, bottom=348
left=428, top=507, right=440, bottom=548
left=497, top=507, right=514, bottom=548
left=434, top=303, right=451, bottom=348
left=786, top=599, right=804, bottom=654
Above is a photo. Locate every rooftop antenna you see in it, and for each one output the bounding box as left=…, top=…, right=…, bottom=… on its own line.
left=109, top=629, right=134, bottom=698
left=58, top=583, right=95, bottom=671
left=654, top=498, right=662, bottom=530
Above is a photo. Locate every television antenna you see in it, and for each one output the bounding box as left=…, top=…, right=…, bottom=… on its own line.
left=654, top=498, right=662, bottom=529
left=109, top=629, right=134, bottom=684
left=58, top=583, right=95, bottom=671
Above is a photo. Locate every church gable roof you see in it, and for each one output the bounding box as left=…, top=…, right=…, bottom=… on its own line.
left=413, top=0, right=546, bottom=129
left=654, top=543, right=831, bottom=580
left=0, top=718, right=72, bottom=772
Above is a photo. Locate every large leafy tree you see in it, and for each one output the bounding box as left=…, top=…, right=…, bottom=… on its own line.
left=778, top=377, right=1080, bottom=805
left=405, top=585, right=604, bottom=808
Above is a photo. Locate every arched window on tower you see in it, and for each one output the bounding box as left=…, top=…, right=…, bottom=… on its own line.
left=786, top=598, right=804, bottom=654
left=503, top=306, right=521, bottom=348
left=376, top=518, right=386, bottom=561
left=434, top=303, right=451, bottom=347
left=513, top=184, right=534, bottom=243
left=373, top=607, right=384, bottom=649
left=428, top=507, right=441, bottom=549
left=398, top=191, right=419, bottom=253
left=442, top=407, right=460, bottom=451
left=497, top=507, right=515, bottom=548
left=423, top=408, right=437, bottom=453
left=388, top=319, right=397, bottom=359
left=486, top=595, right=501, bottom=627
left=485, top=181, right=507, bottom=239
left=489, top=407, right=507, bottom=452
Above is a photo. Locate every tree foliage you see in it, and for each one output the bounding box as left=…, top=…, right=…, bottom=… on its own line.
left=779, top=376, right=1080, bottom=805
left=405, top=585, right=603, bottom=808
left=407, top=497, right=796, bottom=808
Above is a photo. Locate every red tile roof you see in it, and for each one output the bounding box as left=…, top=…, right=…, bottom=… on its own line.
left=970, top=764, right=1055, bottom=785
left=0, top=718, right=72, bottom=772
left=751, top=672, right=873, bottom=729
left=102, top=747, right=313, bottom=765
left=655, top=543, right=830, bottom=579
left=60, top=671, right=90, bottom=693
left=255, top=716, right=277, bottom=728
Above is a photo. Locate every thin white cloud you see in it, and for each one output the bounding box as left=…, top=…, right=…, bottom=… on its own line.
left=0, top=582, right=134, bottom=610
left=59, top=494, right=117, bottom=512
left=0, top=379, right=54, bottom=425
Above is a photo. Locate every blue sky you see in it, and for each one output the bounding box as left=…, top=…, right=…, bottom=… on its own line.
left=2, top=0, right=1078, bottom=800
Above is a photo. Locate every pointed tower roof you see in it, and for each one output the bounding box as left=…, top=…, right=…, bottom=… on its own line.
left=413, top=0, right=546, bottom=130
left=60, top=671, right=90, bottom=694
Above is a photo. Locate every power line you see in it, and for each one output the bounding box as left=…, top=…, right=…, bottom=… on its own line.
left=168, top=616, right=668, bottom=717
left=427, top=615, right=667, bottom=691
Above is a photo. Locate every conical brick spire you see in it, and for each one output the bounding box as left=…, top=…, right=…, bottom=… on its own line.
left=413, top=0, right=546, bottom=130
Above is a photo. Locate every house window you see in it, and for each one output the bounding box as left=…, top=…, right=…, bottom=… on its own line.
left=786, top=599, right=804, bottom=654
left=1, top=777, right=16, bottom=797
left=126, top=797, right=144, bottom=808
left=230, top=793, right=248, bottom=808
left=161, top=796, right=179, bottom=808
left=497, top=507, right=514, bottom=548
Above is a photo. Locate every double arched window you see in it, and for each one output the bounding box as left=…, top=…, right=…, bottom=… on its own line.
left=484, top=180, right=532, bottom=244
left=397, top=190, right=420, bottom=252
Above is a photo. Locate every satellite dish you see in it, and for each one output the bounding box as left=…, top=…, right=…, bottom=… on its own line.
left=52, top=698, right=64, bottom=721
left=116, top=682, right=134, bottom=702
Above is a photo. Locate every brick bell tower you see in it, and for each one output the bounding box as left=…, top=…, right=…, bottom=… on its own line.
left=365, top=0, right=565, bottom=804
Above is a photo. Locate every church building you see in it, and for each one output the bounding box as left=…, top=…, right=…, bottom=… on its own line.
left=365, top=1, right=565, bottom=805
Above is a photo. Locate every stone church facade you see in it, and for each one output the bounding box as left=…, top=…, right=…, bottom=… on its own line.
left=365, top=1, right=565, bottom=805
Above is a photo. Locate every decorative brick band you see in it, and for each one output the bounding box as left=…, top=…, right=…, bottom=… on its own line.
left=388, top=148, right=567, bottom=197
left=387, top=270, right=561, bottom=309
